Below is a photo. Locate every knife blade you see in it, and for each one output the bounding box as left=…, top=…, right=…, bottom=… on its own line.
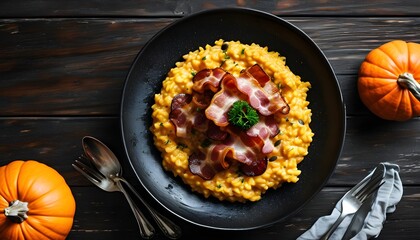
left=342, top=164, right=385, bottom=240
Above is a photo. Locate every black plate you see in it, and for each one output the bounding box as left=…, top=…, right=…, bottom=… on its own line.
left=120, top=8, right=345, bottom=230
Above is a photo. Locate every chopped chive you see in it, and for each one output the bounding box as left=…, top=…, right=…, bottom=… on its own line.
left=269, top=156, right=278, bottom=162
left=274, top=140, right=281, bottom=146
left=298, top=119, right=304, bottom=125
left=177, top=143, right=188, bottom=150
left=241, top=48, right=245, bottom=55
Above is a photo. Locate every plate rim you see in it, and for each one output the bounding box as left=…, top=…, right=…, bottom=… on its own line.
left=120, top=7, right=346, bottom=230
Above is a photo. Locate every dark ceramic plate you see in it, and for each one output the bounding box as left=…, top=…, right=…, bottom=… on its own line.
left=120, top=8, right=345, bottom=230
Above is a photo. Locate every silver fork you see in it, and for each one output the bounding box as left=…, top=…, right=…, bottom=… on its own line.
left=72, top=158, right=155, bottom=239
left=320, top=171, right=383, bottom=240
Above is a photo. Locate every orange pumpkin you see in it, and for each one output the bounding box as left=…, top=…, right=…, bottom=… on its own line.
left=358, top=40, right=420, bottom=121
left=0, top=160, right=76, bottom=240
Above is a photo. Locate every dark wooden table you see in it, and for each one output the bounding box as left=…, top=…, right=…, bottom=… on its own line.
left=1, top=1, right=419, bottom=239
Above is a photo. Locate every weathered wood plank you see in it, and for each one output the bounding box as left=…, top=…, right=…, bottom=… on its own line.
left=329, top=116, right=420, bottom=186
left=0, top=116, right=419, bottom=187
left=0, top=0, right=419, bottom=17
left=67, top=185, right=420, bottom=240
left=0, top=19, right=171, bottom=116
left=1, top=17, right=419, bottom=116
left=0, top=117, right=127, bottom=182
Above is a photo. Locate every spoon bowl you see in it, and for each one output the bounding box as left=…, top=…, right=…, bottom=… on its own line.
left=82, top=136, right=182, bottom=239
left=82, top=136, right=121, bottom=178
left=72, top=156, right=155, bottom=239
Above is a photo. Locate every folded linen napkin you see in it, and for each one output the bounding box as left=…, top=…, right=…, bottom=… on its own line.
left=297, top=162, right=403, bottom=240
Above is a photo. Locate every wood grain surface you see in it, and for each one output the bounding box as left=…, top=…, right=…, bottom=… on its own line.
left=0, top=1, right=419, bottom=239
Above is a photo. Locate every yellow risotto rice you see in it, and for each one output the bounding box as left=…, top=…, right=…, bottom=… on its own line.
left=151, top=40, right=313, bottom=202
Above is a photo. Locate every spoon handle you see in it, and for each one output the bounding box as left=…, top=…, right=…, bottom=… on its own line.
left=119, top=178, right=182, bottom=239
left=116, top=181, right=155, bottom=239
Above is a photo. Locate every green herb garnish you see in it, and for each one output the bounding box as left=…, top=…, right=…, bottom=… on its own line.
left=176, top=143, right=188, bottom=150
left=228, top=100, right=259, bottom=130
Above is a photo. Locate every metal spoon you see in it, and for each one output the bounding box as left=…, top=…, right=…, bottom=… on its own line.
left=72, top=158, right=155, bottom=239
left=82, top=136, right=182, bottom=239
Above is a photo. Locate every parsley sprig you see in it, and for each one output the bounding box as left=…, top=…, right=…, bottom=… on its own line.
left=228, top=100, right=259, bottom=130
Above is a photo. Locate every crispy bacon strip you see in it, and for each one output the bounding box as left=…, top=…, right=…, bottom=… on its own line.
left=240, top=157, right=268, bottom=177
left=171, top=65, right=289, bottom=180
left=169, top=94, right=208, bottom=138
left=236, top=65, right=290, bottom=116
left=192, top=68, right=226, bottom=93
left=246, top=115, right=279, bottom=154
left=188, top=127, right=268, bottom=179
left=204, top=73, right=244, bottom=126
left=246, top=64, right=270, bottom=85
left=188, top=145, right=231, bottom=180
left=205, top=65, right=289, bottom=127
left=206, top=121, right=228, bottom=141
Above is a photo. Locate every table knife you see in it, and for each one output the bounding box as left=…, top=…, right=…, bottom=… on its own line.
left=342, top=165, right=385, bottom=240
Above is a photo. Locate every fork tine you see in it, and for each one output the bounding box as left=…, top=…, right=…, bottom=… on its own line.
left=72, top=162, right=102, bottom=185
left=79, top=154, right=90, bottom=162
left=351, top=167, right=383, bottom=195
left=358, top=180, right=384, bottom=202
left=74, top=159, right=105, bottom=181
left=72, top=160, right=105, bottom=182
left=354, top=172, right=383, bottom=202
left=346, top=173, right=372, bottom=196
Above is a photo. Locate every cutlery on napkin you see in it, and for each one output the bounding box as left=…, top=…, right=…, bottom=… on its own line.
left=341, top=189, right=377, bottom=240
left=297, top=162, right=403, bottom=240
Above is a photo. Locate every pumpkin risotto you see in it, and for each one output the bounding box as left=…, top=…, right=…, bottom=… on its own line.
left=151, top=40, right=313, bottom=202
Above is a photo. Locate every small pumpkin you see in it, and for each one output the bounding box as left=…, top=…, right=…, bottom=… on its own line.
left=358, top=40, right=420, bottom=121
left=0, top=160, right=76, bottom=240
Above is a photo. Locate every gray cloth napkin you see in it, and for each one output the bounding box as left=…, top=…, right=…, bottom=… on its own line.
left=297, top=162, right=403, bottom=240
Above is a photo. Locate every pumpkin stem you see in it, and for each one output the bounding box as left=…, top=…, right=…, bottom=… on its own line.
left=397, top=72, right=420, bottom=101
left=4, top=200, right=29, bottom=223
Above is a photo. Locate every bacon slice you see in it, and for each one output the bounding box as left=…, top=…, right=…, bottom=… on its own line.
left=192, top=68, right=227, bottom=93
left=222, top=127, right=265, bottom=166
left=206, top=121, right=228, bottom=141
left=188, top=145, right=231, bottom=180
left=188, top=127, right=268, bottom=179
left=169, top=94, right=208, bottom=138
left=236, top=64, right=290, bottom=116
left=171, top=65, right=289, bottom=180
left=192, top=90, right=214, bottom=109
left=204, top=73, right=244, bottom=126
left=246, top=115, right=279, bottom=154
left=205, top=65, right=289, bottom=127
left=240, top=157, right=268, bottom=177
left=246, top=64, right=270, bottom=86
